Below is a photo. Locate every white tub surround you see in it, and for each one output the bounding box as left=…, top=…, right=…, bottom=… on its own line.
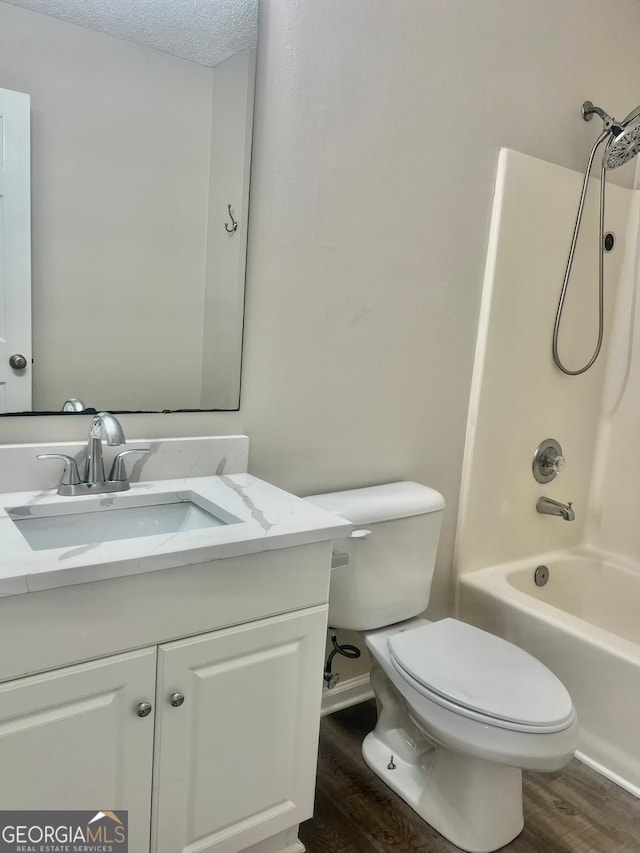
left=455, top=150, right=636, bottom=578
left=0, top=434, right=349, bottom=853
left=459, top=548, right=640, bottom=796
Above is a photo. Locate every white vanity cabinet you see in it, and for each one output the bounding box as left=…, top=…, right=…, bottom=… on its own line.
left=0, top=456, right=350, bottom=853
left=153, top=607, right=327, bottom=853
left=0, top=600, right=329, bottom=853
left=0, top=452, right=351, bottom=853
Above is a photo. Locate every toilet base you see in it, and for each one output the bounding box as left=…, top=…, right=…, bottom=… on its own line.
left=362, top=730, right=523, bottom=853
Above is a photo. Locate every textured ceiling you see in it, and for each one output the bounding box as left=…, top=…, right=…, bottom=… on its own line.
left=3, top=0, right=258, bottom=66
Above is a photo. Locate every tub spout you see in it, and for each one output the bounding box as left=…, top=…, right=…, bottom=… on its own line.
left=536, top=496, right=575, bottom=521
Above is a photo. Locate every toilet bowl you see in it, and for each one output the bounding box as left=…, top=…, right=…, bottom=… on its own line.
left=358, top=618, right=577, bottom=852
left=305, top=483, right=578, bottom=852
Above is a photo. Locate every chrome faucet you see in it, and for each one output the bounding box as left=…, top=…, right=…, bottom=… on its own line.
left=85, top=412, right=126, bottom=487
left=536, top=496, right=575, bottom=521
left=37, top=412, right=149, bottom=496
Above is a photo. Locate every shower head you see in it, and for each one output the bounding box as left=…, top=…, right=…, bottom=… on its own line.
left=604, top=113, right=640, bottom=169
left=555, top=100, right=640, bottom=375
left=582, top=100, right=640, bottom=169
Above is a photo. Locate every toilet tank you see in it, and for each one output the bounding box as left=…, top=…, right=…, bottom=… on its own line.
left=305, top=482, right=445, bottom=631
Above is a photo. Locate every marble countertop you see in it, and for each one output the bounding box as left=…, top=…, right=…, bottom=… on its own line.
left=0, top=474, right=352, bottom=597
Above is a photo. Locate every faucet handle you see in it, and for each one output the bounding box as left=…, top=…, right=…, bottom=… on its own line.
left=548, top=453, right=566, bottom=474
left=37, top=454, right=82, bottom=486
left=108, top=449, right=150, bottom=484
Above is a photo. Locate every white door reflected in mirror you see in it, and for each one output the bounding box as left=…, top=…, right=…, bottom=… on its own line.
left=0, top=87, right=31, bottom=414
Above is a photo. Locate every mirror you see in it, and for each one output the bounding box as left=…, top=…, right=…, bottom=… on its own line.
left=0, top=0, right=258, bottom=414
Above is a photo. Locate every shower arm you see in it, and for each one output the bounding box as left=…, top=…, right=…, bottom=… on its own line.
left=582, top=101, right=623, bottom=135
left=552, top=129, right=609, bottom=375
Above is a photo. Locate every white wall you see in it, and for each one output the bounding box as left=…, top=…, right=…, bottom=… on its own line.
left=4, top=1, right=640, bottom=625
left=201, top=49, right=256, bottom=410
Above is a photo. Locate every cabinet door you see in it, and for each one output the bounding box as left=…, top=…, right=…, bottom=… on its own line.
left=153, top=606, right=328, bottom=853
left=0, top=647, right=156, bottom=851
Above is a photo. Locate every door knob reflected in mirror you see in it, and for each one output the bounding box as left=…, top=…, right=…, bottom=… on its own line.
left=9, top=354, right=27, bottom=370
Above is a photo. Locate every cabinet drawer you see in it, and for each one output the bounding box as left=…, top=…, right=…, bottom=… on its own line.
left=0, top=542, right=331, bottom=683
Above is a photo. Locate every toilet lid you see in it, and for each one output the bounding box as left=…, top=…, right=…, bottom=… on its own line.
left=388, top=619, right=574, bottom=729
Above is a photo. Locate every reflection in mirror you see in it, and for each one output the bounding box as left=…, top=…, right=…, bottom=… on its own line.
left=0, top=0, right=258, bottom=414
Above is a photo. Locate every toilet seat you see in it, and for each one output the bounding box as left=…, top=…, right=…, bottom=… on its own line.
left=367, top=618, right=579, bottom=771
left=388, top=618, right=575, bottom=734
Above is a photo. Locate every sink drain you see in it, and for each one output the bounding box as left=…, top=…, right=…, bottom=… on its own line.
left=534, top=565, right=549, bottom=587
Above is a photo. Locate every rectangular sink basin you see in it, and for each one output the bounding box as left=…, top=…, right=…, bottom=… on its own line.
left=8, top=491, right=241, bottom=551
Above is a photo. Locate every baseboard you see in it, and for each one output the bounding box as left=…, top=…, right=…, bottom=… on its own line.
left=575, top=750, right=640, bottom=799
left=240, top=829, right=305, bottom=853
left=277, top=842, right=304, bottom=853
left=321, top=673, right=373, bottom=716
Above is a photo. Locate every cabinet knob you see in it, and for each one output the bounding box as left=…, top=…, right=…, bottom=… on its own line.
left=136, top=701, right=153, bottom=718
left=169, top=692, right=185, bottom=708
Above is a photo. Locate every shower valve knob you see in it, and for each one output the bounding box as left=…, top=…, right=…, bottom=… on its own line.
left=550, top=454, right=565, bottom=474
left=540, top=451, right=565, bottom=475
left=533, top=439, right=565, bottom=484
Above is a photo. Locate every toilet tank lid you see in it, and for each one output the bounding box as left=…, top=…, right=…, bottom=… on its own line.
left=304, top=482, right=445, bottom=525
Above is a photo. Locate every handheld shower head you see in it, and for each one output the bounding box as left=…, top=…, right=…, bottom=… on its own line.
left=603, top=111, right=640, bottom=169
left=553, top=98, right=640, bottom=376
left=582, top=100, right=640, bottom=169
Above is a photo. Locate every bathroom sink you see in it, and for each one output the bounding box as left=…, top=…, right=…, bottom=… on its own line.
left=7, top=491, right=241, bottom=551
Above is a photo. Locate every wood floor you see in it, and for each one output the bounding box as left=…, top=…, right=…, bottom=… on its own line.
left=299, top=701, right=640, bottom=853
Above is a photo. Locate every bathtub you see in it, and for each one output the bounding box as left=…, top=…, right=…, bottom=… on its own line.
left=457, top=548, right=640, bottom=796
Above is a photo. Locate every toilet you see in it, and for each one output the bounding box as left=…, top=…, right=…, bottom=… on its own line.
left=306, top=482, right=578, bottom=853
